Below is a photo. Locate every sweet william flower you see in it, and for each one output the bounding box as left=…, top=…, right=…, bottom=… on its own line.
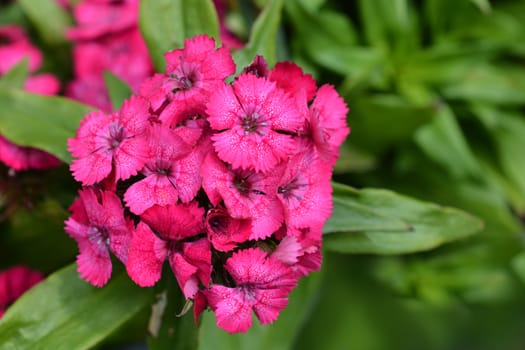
left=65, top=188, right=133, bottom=287
left=126, top=203, right=211, bottom=299
left=201, top=152, right=284, bottom=240
left=204, top=248, right=297, bottom=333
left=207, top=74, right=303, bottom=173
left=68, top=96, right=150, bottom=185
left=123, top=123, right=192, bottom=215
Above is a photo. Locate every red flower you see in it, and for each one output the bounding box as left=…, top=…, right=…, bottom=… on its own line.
left=204, top=248, right=297, bottom=333
left=126, top=203, right=211, bottom=299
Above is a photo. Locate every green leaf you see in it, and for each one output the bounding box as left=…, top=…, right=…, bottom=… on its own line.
left=17, top=0, right=72, bottom=45
left=415, top=103, right=482, bottom=180
left=0, top=59, right=29, bottom=90
left=442, top=65, right=525, bottom=105
left=323, top=182, right=483, bottom=254
left=233, top=0, right=285, bottom=71
left=0, top=88, right=93, bottom=164
left=147, top=272, right=198, bottom=350
left=0, top=264, right=153, bottom=350
left=103, top=71, right=132, bottom=111
left=139, top=0, right=220, bottom=72
left=348, top=94, right=436, bottom=154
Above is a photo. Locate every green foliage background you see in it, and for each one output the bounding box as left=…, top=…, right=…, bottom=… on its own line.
left=1, top=0, right=525, bottom=349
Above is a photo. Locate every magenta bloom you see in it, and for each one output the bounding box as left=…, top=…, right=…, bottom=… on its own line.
left=205, top=207, right=252, bottom=252
left=65, top=34, right=350, bottom=333
left=307, top=84, right=350, bottom=163
left=204, top=248, right=297, bottom=333
left=65, top=188, right=133, bottom=287
left=0, top=266, right=43, bottom=318
left=126, top=203, right=211, bottom=299
left=0, top=25, right=41, bottom=74
left=164, top=35, right=235, bottom=102
left=123, top=124, right=192, bottom=214
left=0, top=135, right=61, bottom=171
left=68, top=96, right=150, bottom=185
left=67, top=0, right=139, bottom=40
left=201, top=152, right=283, bottom=240
left=269, top=61, right=317, bottom=102
left=207, top=74, right=303, bottom=173
left=276, top=151, right=333, bottom=229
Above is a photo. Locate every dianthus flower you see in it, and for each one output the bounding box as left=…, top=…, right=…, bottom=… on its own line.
left=65, top=0, right=153, bottom=111
left=66, top=35, right=349, bottom=334
left=0, top=266, right=43, bottom=318
left=0, top=25, right=61, bottom=171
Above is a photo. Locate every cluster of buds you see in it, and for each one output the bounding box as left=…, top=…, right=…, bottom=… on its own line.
left=65, top=35, right=349, bottom=333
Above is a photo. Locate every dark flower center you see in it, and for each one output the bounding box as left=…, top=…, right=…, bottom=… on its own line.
left=278, top=176, right=307, bottom=200
left=108, top=122, right=126, bottom=149
left=241, top=112, right=268, bottom=135
left=88, top=226, right=110, bottom=247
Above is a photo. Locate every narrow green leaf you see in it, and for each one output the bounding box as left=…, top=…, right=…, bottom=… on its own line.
left=348, top=94, right=436, bottom=154
left=0, top=264, right=153, bottom=350
left=324, top=182, right=483, bottom=254
left=415, top=104, right=482, bottom=180
left=0, top=59, right=29, bottom=89
left=233, top=0, right=284, bottom=71
left=0, top=88, right=93, bottom=164
left=139, top=0, right=220, bottom=72
left=103, top=71, right=132, bottom=111
left=17, top=0, right=72, bottom=45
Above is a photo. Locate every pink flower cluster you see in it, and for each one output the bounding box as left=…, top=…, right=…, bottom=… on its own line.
left=65, top=0, right=153, bottom=111
left=65, top=35, right=349, bottom=333
left=0, top=25, right=61, bottom=171
left=0, top=265, right=44, bottom=318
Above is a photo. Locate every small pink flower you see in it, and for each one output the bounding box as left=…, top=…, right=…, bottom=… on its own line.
left=276, top=150, right=333, bottom=229
left=205, top=207, right=252, bottom=251
left=307, top=84, right=350, bottom=163
left=68, top=96, right=150, bottom=185
left=24, top=74, right=61, bottom=95
left=123, top=124, right=191, bottom=214
left=164, top=35, right=235, bottom=102
left=207, top=74, right=303, bottom=173
left=126, top=203, right=210, bottom=298
left=67, top=0, right=139, bottom=40
left=201, top=152, right=283, bottom=239
left=0, top=25, right=42, bottom=74
left=204, top=248, right=297, bottom=333
left=269, top=62, right=317, bottom=102
left=0, top=265, right=43, bottom=318
left=0, top=135, right=61, bottom=171
left=65, top=188, right=134, bottom=287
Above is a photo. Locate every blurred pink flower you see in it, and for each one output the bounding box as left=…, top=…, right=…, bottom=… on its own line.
left=0, top=266, right=44, bottom=318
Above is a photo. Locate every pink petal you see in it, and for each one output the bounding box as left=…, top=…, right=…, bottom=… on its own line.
left=126, top=222, right=166, bottom=287
left=204, top=285, right=254, bottom=334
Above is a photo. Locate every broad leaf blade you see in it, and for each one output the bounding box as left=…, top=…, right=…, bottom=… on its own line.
left=0, top=59, right=29, bottom=89
left=0, top=88, right=92, bottom=164
left=0, top=264, right=153, bottom=350
left=139, top=0, right=220, bottom=72
left=324, top=182, right=483, bottom=254
left=233, top=0, right=285, bottom=71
